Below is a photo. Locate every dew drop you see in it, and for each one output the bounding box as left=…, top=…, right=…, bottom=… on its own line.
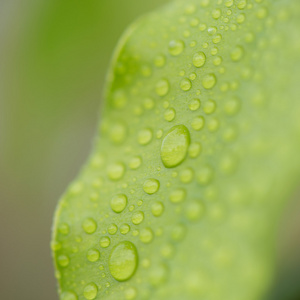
left=164, top=108, right=176, bottom=122
left=160, top=125, right=190, bottom=168
left=140, top=228, right=154, bottom=244
left=189, top=98, right=201, bottom=111
left=138, top=129, right=153, bottom=145
left=143, top=179, right=160, bottom=194
left=149, top=263, right=169, bottom=286
left=132, top=211, right=144, bottom=225
left=171, top=224, right=187, bottom=241
left=120, top=224, right=131, bottom=235
left=185, top=200, right=205, bottom=221
left=191, top=116, right=205, bottom=131
left=110, top=194, right=127, bottom=213
left=107, top=162, right=125, bottom=180
left=202, top=74, right=217, bottom=89
left=109, top=122, right=127, bottom=144
left=108, top=223, right=118, bottom=235
left=189, top=142, right=202, bottom=158
left=224, top=97, right=241, bottom=115
left=58, top=223, right=70, bottom=235
left=180, top=78, right=192, bottom=91
left=61, top=291, right=78, bottom=300
left=151, top=201, right=164, bottom=217
left=168, top=40, right=185, bottom=56
left=197, top=165, right=214, bottom=185
left=82, top=218, right=97, bottom=234
left=231, top=46, right=244, bottom=62
left=100, top=236, right=111, bottom=248
left=57, top=254, right=70, bottom=267
left=129, top=156, right=142, bottom=170
left=125, top=287, right=137, bottom=300
left=203, top=100, right=217, bottom=114
left=87, top=249, right=100, bottom=262
left=192, top=52, right=206, bottom=68
left=180, top=168, right=194, bottom=183
left=169, top=188, right=186, bottom=203
left=109, top=241, right=138, bottom=281
left=155, top=79, right=170, bottom=96
left=83, top=283, right=98, bottom=300
left=154, top=54, right=166, bottom=67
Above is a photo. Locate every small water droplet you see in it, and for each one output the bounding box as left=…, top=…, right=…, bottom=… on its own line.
left=155, top=79, right=170, bottom=96
left=61, top=291, right=78, bottom=300
left=110, top=194, right=127, bottom=213
left=164, top=108, right=176, bottom=122
left=169, top=188, right=186, bottom=203
left=57, top=254, right=70, bottom=267
left=83, top=283, right=98, bottom=300
left=149, top=263, right=169, bottom=286
left=171, top=224, right=187, bottom=241
left=87, top=249, right=100, bottom=262
left=109, top=241, right=138, bottom=281
left=82, top=218, right=97, bottom=234
left=197, top=165, right=214, bottom=185
left=154, top=54, right=166, bottom=67
left=108, top=223, right=118, bottom=235
left=161, top=125, right=190, bottom=168
left=188, top=142, right=202, bottom=158
left=231, top=46, right=244, bottom=61
left=180, top=168, right=194, bottom=183
left=143, top=179, right=160, bottom=194
left=202, top=74, right=217, bottom=89
left=125, top=287, right=137, bottom=300
left=58, top=223, right=70, bottom=235
left=168, top=40, right=185, bottom=56
left=161, top=243, right=175, bottom=258
left=203, top=100, right=217, bottom=114
left=129, top=156, right=142, bottom=170
left=185, top=200, right=205, bottom=221
left=224, top=97, right=241, bottom=115
left=132, top=211, right=144, bottom=225
left=100, top=236, right=111, bottom=248
left=192, top=52, right=206, bottom=68
left=107, top=162, right=125, bottom=180
left=138, top=128, right=153, bottom=145
left=189, top=98, right=201, bottom=111
left=180, top=78, right=192, bottom=91
left=140, top=228, right=154, bottom=243
left=151, top=201, right=164, bottom=217
left=191, top=116, right=205, bottom=131
left=120, top=224, right=131, bottom=235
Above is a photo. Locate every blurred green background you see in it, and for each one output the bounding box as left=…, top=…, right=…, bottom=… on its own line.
left=0, top=1, right=167, bottom=299
left=1, top=1, right=300, bottom=300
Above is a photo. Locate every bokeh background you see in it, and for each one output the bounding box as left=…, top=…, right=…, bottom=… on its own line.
left=0, top=1, right=299, bottom=300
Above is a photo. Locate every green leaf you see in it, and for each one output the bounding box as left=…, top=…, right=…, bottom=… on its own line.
left=52, top=0, right=300, bottom=299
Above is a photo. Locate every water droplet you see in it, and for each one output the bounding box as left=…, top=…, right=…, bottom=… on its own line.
left=180, top=78, right=192, bottom=91
left=180, top=168, right=194, bottom=183
left=171, top=224, right=187, bottom=241
left=164, top=108, right=176, bottom=122
left=188, top=142, right=202, bottom=158
left=154, top=54, right=166, bottom=67
left=110, top=194, right=127, bottom=213
left=149, top=263, right=169, bottom=286
left=224, top=97, right=241, bottom=115
left=109, top=241, right=138, bottom=281
left=155, top=79, right=169, bottom=96
left=237, top=13, right=246, bottom=24
left=212, top=9, right=221, bottom=19
left=108, top=223, right=118, bottom=235
left=109, top=122, right=127, bottom=144
left=58, top=223, right=70, bottom=235
left=57, top=254, right=70, bottom=267
left=191, top=116, right=205, bottom=131
left=256, top=7, right=268, bottom=19
left=231, top=46, right=244, bottom=62
left=189, top=98, right=201, bottom=111
left=125, top=287, right=137, bottom=300
left=208, top=26, right=217, bottom=35
left=83, top=283, right=98, bottom=300
left=100, top=236, right=111, bottom=248
left=143, top=98, right=155, bottom=110
left=129, top=156, right=142, bottom=170
left=140, top=228, right=154, bottom=243
left=212, top=34, right=222, bottom=44
left=207, top=118, right=220, bottom=132
left=192, top=52, right=206, bottom=68
left=169, top=188, right=186, bottom=203
left=168, top=40, right=185, bottom=56
left=237, top=0, right=247, bottom=9
left=185, top=200, right=205, bottom=221
left=61, top=291, right=78, bottom=300
left=197, top=165, right=214, bottom=185
left=202, top=74, right=217, bottom=89
left=161, top=243, right=175, bottom=258
left=107, top=162, right=125, bottom=180
left=120, top=224, right=131, bottom=235
left=87, top=249, right=100, bottom=262
left=112, top=90, right=127, bottom=109
left=160, top=125, right=190, bottom=168
left=225, top=0, right=233, bottom=7
left=132, top=211, right=144, bottom=225
left=82, top=218, right=97, bottom=234
left=138, top=129, right=153, bottom=145
left=143, top=179, right=160, bottom=194
left=203, top=100, right=217, bottom=114
left=151, top=201, right=164, bottom=217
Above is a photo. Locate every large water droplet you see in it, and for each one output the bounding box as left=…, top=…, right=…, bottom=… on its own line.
left=161, top=125, right=190, bottom=168
left=109, top=241, right=138, bottom=281
left=87, top=249, right=100, bottom=262
left=202, top=74, right=217, bottom=89
left=155, top=79, right=170, bottom=96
